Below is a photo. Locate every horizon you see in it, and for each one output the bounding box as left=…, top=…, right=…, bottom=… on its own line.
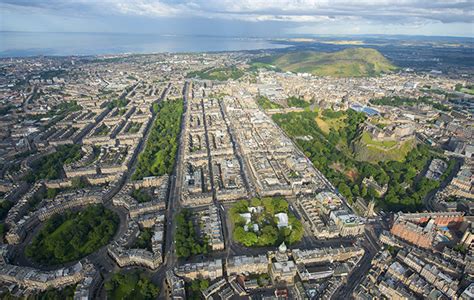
left=0, top=2, right=473, bottom=298
left=1, top=31, right=474, bottom=39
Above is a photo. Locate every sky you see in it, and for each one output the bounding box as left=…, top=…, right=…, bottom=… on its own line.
left=0, top=0, right=473, bottom=37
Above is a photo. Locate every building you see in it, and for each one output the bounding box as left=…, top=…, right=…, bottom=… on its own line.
left=175, top=259, right=223, bottom=280
left=227, top=255, right=268, bottom=276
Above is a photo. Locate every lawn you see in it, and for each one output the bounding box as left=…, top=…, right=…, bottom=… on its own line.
left=315, top=112, right=347, bottom=135
left=460, top=88, right=474, bottom=95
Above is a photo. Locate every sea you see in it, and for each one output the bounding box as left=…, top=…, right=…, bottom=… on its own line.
left=0, top=32, right=288, bottom=57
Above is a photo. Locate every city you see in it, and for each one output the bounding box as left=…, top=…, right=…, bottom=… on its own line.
left=0, top=45, right=472, bottom=300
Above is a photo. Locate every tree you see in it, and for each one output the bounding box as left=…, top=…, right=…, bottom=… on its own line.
left=338, top=182, right=353, bottom=202
left=175, top=209, right=208, bottom=258
left=25, top=205, right=118, bottom=265
left=287, top=217, right=304, bottom=244
left=250, top=197, right=262, bottom=207
left=106, top=271, right=159, bottom=300
left=259, top=225, right=278, bottom=246
left=352, top=185, right=360, bottom=197
left=272, top=197, right=289, bottom=213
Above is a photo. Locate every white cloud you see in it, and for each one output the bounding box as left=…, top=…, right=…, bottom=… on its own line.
left=1, top=0, right=473, bottom=24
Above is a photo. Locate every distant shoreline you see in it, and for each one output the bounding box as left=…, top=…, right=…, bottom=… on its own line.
left=0, top=33, right=289, bottom=58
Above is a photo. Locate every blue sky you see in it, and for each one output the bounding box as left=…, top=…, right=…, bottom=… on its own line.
left=1, top=0, right=473, bottom=37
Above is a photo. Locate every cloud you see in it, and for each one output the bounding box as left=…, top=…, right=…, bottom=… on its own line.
left=1, top=0, right=472, bottom=24
left=1, top=0, right=473, bottom=37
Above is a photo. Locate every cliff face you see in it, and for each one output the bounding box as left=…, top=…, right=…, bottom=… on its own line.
left=352, top=133, right=416, bottom=163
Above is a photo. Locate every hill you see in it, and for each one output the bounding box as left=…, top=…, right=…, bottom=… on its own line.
left=255, top=48, right=396, bottom=77
left=352, top=132, right=416, bottom=162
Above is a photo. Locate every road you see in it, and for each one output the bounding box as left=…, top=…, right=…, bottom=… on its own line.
left=332, top=223, right=382, bottom=299
left=151, top=81, right=190, bottom=296
left=423, top=157, right=462, bottom=211
left=8, top=82, right=174, bottom=299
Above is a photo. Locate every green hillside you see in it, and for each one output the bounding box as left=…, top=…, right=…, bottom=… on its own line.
left=353, top=132, right=416, bottom=162
left=256, top=48, right=396, bottom=77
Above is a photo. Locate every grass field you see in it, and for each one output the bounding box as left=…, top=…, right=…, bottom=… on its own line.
left=461, top=88, right=474, bottom=95
left=315, top=113, right=347, bottom=134
left=253, top=48, right=396, bottom=77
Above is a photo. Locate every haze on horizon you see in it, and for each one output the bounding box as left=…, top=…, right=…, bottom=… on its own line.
left=0, top=0, right=473, bottom=38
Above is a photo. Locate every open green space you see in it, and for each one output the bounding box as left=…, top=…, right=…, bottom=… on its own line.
left=25, top=144, right=82, bottom=183
left=230, top=197, right=303, bottom=247
left=257, top=95, right=283, bottom=110
left=105, top=271, right=159, bottom=300
left=315, top=109, right=348, bottom=134
left=130, top=188, right=153, bottom=203
left=248, top=61, right=281, bottom=72
left=273, top=110, right=454, bottom=212
left=187, top=66, right=244, bottom=81
left=354, top=132, right=415, bottom=162
left=175, top=209, right=209, bottom=258
left=287, top=96, right=310, bottom=108
left=133, top=99, right=183, bottom=180
left=27, top=186, right=49, bottom=212
left=25, top=205, right=118, bottom=265
left=455, top=83, right=474, bottom=95
left=0, top=200, right=14, bottom=220
left=460, top=88, right=474, bottom=95
left=252, top=48, right=396, bottom=77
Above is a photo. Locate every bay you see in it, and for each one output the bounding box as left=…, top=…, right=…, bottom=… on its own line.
left=0, top=32, right=287, bottom=57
